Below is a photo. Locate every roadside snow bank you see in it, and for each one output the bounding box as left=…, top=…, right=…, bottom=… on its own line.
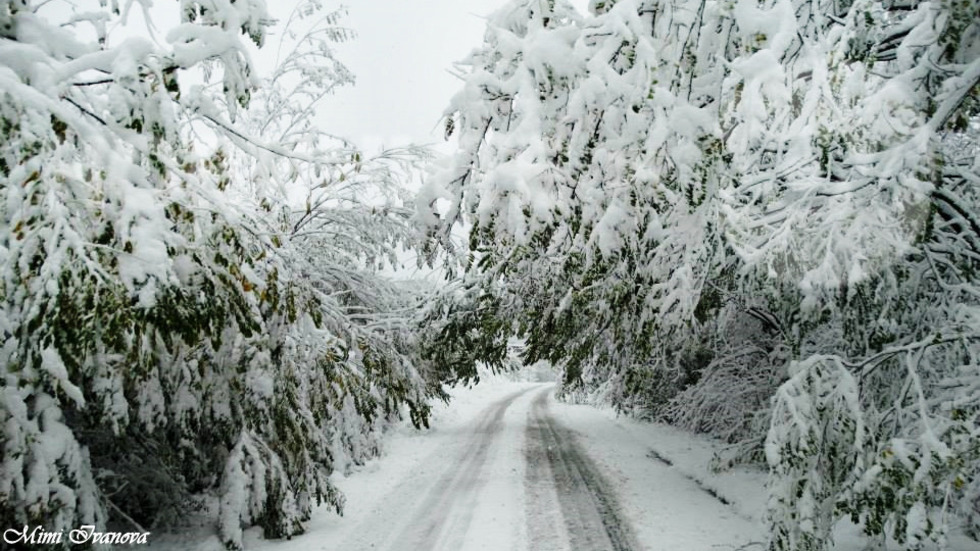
left=548, top=397, right=765, bottom=551
left=549, top=397, right=980, bottom=551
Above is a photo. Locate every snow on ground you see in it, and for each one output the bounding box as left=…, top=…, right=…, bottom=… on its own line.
left=147, top=376, right=980, bottom=551
left=546, top=395, right=765, bottom=551
left=549, top=397, right=980, bottom=551
left=146, top=376, right=534, bottom=551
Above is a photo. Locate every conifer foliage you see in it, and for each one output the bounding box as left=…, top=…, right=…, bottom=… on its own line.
left=423, top=0, right=980, bottom=547
left=0, top=0, right=436, bottom=548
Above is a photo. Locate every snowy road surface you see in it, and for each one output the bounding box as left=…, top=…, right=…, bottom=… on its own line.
left=150, top=380, right=980, bottom=551
left=341, top=385, right=638, bottom=550
left=328, top=385, right=638, bottom=550
left=237, top=381, right=763, bottom=551
left=525, top=388, right=636, bottom=550
left=152, top=381, right=766, bottom=551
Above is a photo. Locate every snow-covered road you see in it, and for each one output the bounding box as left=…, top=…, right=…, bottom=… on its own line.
left=332, top=384, right=638, bottom=550
left=146, top=380, right=980, bottom=551
left=154, top=381, right=768, bottom=551
left=525, top=387, right=636, bottom=551
left=356, top=386, right=535, bottom=550
left=236, top=381, right=763, bottom=551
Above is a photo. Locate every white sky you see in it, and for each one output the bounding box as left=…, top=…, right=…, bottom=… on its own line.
left=297, top=0, right=590, bottom=277
left=61, top=0, right=588, bottom=152
left=312, top=0, right=590, bottom=152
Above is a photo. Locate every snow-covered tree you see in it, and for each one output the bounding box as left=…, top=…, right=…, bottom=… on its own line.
left=0, top=1, right=437, bottom=548
left=422, top=0, right=980, bottom=547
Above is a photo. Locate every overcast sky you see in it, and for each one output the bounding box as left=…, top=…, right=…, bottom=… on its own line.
left=314, top=0, right=589, bottom=152
left=297, top=0, right=590, bottom=276
left=96, top=0, right=588, bottom=151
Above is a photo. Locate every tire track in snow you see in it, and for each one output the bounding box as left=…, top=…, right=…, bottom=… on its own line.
left=525, top=387, right=638, bottom=551
left=375, top=386, right=533, bottom=551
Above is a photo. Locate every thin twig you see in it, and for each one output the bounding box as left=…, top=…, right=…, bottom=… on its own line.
left=107, top=499, right=150, bottom=534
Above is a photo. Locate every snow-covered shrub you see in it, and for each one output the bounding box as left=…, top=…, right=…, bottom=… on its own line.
left=766, top=341, right=980, bottom=550
left=660, top=342, right=784, bottom=444
left=844, top=346, right=979, bottom=550
left=766, top=356, right=867, bottom=551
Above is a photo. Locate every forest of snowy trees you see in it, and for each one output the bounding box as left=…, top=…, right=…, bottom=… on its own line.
left=422, top=0, right=980, bottom=549
left=0, top=0, right=451, bottom=548
left=0, top=0, right=977, bottom=549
